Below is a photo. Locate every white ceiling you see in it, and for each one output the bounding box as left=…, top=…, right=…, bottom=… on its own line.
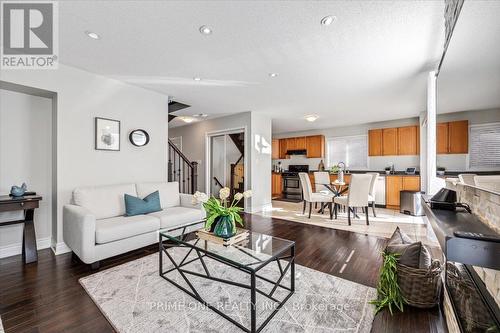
left=58, top=1, right=447, bottom=133
left=438, top=1, right=500, bottom=114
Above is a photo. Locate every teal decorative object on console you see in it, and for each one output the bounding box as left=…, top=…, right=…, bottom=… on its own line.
left=213, top=215, right=236, bottom=238
left=10, top=183, right=27, bottom=197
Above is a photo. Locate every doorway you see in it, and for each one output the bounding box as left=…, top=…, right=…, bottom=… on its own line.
left=206, top=129, right=246, bottom=206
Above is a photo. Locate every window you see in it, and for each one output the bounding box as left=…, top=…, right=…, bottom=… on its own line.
left=326, top=135, right=368, bottom=169
left=469, top=123, right=500, bottom=169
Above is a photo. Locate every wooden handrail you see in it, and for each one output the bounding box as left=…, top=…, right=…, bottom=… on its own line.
left=168, top=139, right=194, bottom=169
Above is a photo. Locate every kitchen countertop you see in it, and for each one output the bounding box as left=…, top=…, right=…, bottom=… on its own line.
left=272, top=170, right=420, bottom=176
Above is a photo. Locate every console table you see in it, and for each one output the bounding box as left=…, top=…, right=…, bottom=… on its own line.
left=0, top=195, right=42, bottom=264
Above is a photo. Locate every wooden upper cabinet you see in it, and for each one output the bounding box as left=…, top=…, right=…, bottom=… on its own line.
left=448, top=120, right=468, bottom=154
left=272, top=139, right=280, bottom=159
left=279, top=139, right=288, bottom=159
left=436, top=122, right=449, bottom=154
left=436, top=120, right=468, bottom=154
left=306, top=135, right=325, bottom=158
left=295, top=136, right=306, bottom=150
left=368, top=129, right=383, bottom=156
left=285, top=137, right=296, bottom=151
left=397, top=126, right=418, bottom=155
left=382, top=128, right=398, bottom=156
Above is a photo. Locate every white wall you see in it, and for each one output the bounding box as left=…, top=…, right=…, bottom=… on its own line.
left=169, top=112, right=252, bottom=194
left=169, top=111, right=272, bottom=213
left=250, top=113, right=272, bottom=212
left=1, top=64, right=169, bottom=253
left=0, top=90, right=53, bottom=257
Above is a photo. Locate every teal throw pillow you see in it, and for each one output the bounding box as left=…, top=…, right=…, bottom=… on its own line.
left=124, top=191, right=161, bottom=216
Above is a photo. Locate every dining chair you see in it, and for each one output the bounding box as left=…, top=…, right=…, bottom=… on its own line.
left=458, top=174, right=476, bottom=186
left=313, top=171, right=331, bottom=211
left=366, top=172, right=379, bottom=217
left=313, top=171, right=331, bottom=194
left=299, top=172, right=334, bottom=218
left=333, top=174, right=372, bottom=225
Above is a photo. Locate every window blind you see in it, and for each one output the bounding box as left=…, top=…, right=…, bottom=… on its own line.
left=469, top=123, right=500, bottom=168
left=326, top=135, right=368, bottom=169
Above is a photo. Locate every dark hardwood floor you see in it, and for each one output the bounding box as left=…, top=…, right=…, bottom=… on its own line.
left=0, top=214, right=447, bottom=333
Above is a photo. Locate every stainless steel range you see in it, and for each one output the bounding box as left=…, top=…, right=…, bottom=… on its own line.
left=282, top=165, right=309, bottom=201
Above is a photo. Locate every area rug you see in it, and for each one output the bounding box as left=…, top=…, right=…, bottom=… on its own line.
left=80, top=247, right=376, bottom=332
left=256, top=201, right=431, bottom=242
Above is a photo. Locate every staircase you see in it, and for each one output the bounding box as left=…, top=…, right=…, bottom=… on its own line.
left=168, top=139, right=198, bottom=194
left=229, top=133, right=245, bottom=200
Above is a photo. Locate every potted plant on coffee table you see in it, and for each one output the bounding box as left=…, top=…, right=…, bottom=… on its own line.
left=193, top=187, right=252, bottom=238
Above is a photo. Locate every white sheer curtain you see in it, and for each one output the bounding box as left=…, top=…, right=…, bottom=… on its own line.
left=326, top=135, right=368, bottom=169
left=469, top=123, right=500, bottom=169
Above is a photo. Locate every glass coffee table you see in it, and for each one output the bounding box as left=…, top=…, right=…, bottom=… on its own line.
left=159, top=221, right=295, bottom=333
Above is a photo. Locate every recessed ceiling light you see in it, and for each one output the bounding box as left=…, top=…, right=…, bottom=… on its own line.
left=179, top=116, right=196, bottom=123
left=84, top=30, right=100, bottom=39
left=304, top=115, right=319, bottom=122
left=320, top=16, right=336, bottom=26
left=269, top=73, right=279, bottom=78
left=199, top=25, right=212, bottom=35
left=193, top=113, right=208, bottom=118
left=193, top=77, right=201, bottom=81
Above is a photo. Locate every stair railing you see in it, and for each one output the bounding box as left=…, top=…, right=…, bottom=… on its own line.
left=168, top=139, right=198, bottom=194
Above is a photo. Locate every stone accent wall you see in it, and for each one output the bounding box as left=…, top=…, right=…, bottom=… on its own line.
left=446, top=179, right=500, bottom=307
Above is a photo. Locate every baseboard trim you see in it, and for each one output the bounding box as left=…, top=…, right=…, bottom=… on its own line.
left=247, top=202, right=273, bottom=214
left=51, top=242, right=72, bottom=255
left=0, top=237, right=51, bottom=259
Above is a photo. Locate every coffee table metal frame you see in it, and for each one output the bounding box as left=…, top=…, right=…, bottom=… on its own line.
left=159, top=220, right=295, bottom=333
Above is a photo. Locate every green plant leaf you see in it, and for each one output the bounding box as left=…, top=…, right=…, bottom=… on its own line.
left=370, top=251, right=407, bottom=315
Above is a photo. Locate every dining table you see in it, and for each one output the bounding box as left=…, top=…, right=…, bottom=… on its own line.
left=317, top=181, right=360, bottom=219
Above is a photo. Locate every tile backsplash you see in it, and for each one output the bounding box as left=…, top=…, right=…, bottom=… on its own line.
left=273, top=155, right=420, bottom=171
left=445, top=180, right=500, bottom=308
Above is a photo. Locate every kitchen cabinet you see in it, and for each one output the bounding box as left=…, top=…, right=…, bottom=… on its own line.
left=382, top=128, right=398, bottom=156
left=386, top=175, right=421, bottom=208
left=386, top=175, right=403, bottom=208
left=272, top=139, right=280, bottom=160
left=306, top=135, right=325, bottom=158
left=277, top=135, right=325, bottom=159
left=272, top=173, right=282, bottom=198
left=436, top=120, right=468, bottom=154
left=279, top=139, right=288, bottom=159
left=369, top=125, right=419, bottom=156
left=448, top=120, right=468, bottom=153
left=436, top=122, right=449, bottom=154
left=402, top=176, right=420, bottom=191
left=397, top=126, right=419, bottom=155
left=295, top=136, right=307, bottom=150
left=368, top=129, right=383, bottom=156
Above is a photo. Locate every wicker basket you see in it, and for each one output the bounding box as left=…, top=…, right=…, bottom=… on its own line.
left=397, top=259, right=442, bottom=308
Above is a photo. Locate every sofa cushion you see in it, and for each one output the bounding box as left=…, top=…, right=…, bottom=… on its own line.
left=95, top=214, right=160, bottom=244
left=73, top=183, right=137, bottom=219
left=136, top=182, right=180, bottom=209
left=386, top=227, right=432, bottom=269
left=125, top=191, right=161, bottom=216
left=150, top=206, right=205, bottom=229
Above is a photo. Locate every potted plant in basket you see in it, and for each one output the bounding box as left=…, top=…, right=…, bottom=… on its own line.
left=193, top=188, right=252, bottom=238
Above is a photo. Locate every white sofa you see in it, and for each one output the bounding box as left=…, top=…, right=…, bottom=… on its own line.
left=63, top=181, right=205, bottom=267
